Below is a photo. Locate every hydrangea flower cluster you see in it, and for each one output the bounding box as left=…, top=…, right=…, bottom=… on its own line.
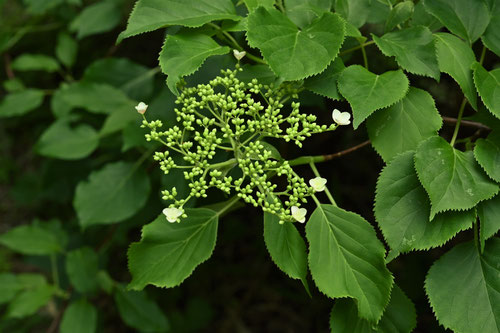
left=140, top=66, right=345, bottom=223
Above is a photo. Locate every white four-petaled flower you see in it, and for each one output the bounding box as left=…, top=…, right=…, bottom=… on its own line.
left=135, top=102, right=148, bottom=114
left=309, top=177, right=327, bottom=192
left=291, top=206, right=307, bottom=223
left=233, top=49, right=246, bottom=61
left=332, top=109, right=351, bottom=125
left=163, top=207, right=183, bottom=223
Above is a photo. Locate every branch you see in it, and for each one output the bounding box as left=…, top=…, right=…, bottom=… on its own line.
left=442, top=116, right=490, bottom=131
left=288, top=140, right=371, bottom=166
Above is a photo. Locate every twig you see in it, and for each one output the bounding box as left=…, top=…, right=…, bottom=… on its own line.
left=322, top=140, right=371, bottom=161
left=4, top=54, right=15, bottom=79
left=442, top=116, right=490, bottom=131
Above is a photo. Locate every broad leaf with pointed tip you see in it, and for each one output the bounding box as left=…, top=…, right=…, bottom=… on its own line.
left=474, top=131, right=500, bottom=182
left=0, top=89, right=44, bottom=118
left=338, top=65, right=409, bottom=129
left=60, top=299, right=97, bottom=333
left=128, top=208, right=218, bottom=290
left=367, top=87, right=442, bottom=162
left=118, top=0, right=240, bottom=42
left=375, top=151, right=475, bottom=257
left=425, top=239, right=500, bottom=333
left=414, top=136, right=498, bottom=219
left=284, top=0, right=332, bottom=28
left=0, top=225, right=64, bottom=255
left=473, top=63, right=500, bottom=119
left=304, top=58, right=345, bottom=100
left=478, top=195, right=500, bottom=252
left=246, top=7, right=345, bottom=81
left=159, top=32, right=230, bottom=95
left=482, top=3, right=500, bottom=57
left=306, top=204, right=393, bottom=322
left=385, top=1, right=414, bottom=32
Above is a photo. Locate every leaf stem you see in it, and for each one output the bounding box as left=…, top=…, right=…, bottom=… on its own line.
left=474, top=219, right=479, bottom=250
left=479, top=45, right=487, bottom=65
left=339, top=40, right=375, bottom=56
left=360, top=42, right=369, bottom=70
left=450, top=98, right=467, bottom=147
left=216, top=195, right=241, bottom=216
left=309, top=162, right=337, bottom=206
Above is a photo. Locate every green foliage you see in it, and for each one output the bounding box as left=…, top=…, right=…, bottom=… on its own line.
left=65, top=247, right=100, bottom=293
left=477, top=194, right=500, bottom=252
left=0, top=89, right=44, bottom=118
left=385, top=1, right=413, bottom=32
left=70, top=1, right=121, bottom=39
left=482, top=3, right=500, bottom=57
left=474, top=131, right=500, bottom=182
left=11, top=54, right=60, bottom=72
left=56, top=32, right=78, bottom=68
left=304, top=58, right=345, bottom=100
left=473, top=62, right=500, bottom=118
left=60, top=299, right=97, bottom=333
left=0, top=224, right=64, bottom=255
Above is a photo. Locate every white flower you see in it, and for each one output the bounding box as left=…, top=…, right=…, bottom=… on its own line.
left=309, top=177, right=327, bottom=192
left=162, top=207, right=183, bottom=223
left=291, top=206, right=307, bottom=223
left=233, top=49, right=246, bottom=61
left=135, top=102, right=148, bottom=114
left=332, top=109, right=351, bottom=125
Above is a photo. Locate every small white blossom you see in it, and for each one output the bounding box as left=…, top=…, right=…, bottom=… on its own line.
left=309, top=177, right=327, bottom=192
left=332, top=109, right=351, bottom=125
left=233, top=49, right=246, bottom=61
left=162, top=207, right=183, bottom=223
left=135, top=102, right=148, bottom=114
left=291, top=206, right=307, bottom=223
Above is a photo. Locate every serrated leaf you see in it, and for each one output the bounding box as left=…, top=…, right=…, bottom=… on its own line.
left=423, top=0, right=489, bottom=44
left=372, top=26, right=439, bottom=80
left=36, top=118, right=99, bottom=160
left=0, top=224, right=63, bottom=255
left=243, top=0, right=274, bottom=12
left=246, top=7, right=345, bottom=81
left=425, top=239, right=500, bottom=333
left=375, top=151, right=475, bottom=257
left=159, top=32, right=230, bottom=95
left=385, top=1, right=414, bottom=32
left=334, top=0, right=388, bottom=28
left=6, top=283, right=55, bottom=318
left=473, top=62, right=500, bottom=119
left=114, top=286, right=169, bottom=332
left=11, top=54, right=60, bottom=73
left=0, top=89, right=44, bottom=118
left=60, top=299, right=97, bottom=333
left=414, top=136, right=499, bottom=219
left=56, top=32, right=78, bottom=68
left=330, top=285, right=416, bottom=333
left=237, top=64, right=277, bottom=85
left=285, top=0, right=332, bottom=28
left=478, top=194, right=500, bottom=252
left=118, top=0, right=240, bottom=42
left=304, top=57, right=345, bottom=100
left=70, top=1, right=121, bottom=39
left=434, top=32, right=477, bottom=109
left=128, top=208, right=218, bottom=290
left=482, top=3, right=500, bottom=57
left=306, top=204, right=393, bottom=322
left=74, top=161, right=151, bottom=228
left=338, top=65, right=409, bottom=129
left=367, top=87, right=442, bottom=162
left=410, top=1, right=443, bottom=31
left=474, top=131, right=500, bottom=182
left=65, top=247, right=99, bottom=293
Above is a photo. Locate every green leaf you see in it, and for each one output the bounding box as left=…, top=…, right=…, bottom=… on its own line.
left=375, top=151, right=475, bottom=257
left=243, top=0, right=274, bottom=12
left=414, top=136, right=499, bottom=219
left=128, top=208, right=218, bottom=290
left=330, top=285, right=416, bottom=333
left=70, top=1, right=121, bottom=39
left=385, top=1, right=414, bottom=32
left=36, top=117, right=99, bottom=160
left=434, top=32, right=477, bottom=109
left=6, top=283, right=55, bottom=318
left=264, top=205, right=309, bottom=290
left=11, top=54, right=60, bottom=73
left=56, top=32, right=78, bottom=68
left=338, top=65, right=409, bottom=129
left=0, top=224, right=63, bottom=255
left=306, top=204, right=393, bottom=322
left=410, top=1, right=443, bottom=31
left=114, top=286, right=169, bottom=332
left=74, top=161, right=151, bottom=228
left=246, top=7, right=345, bottom=81
left=65, top=247, right=99, bottom=293
left=372, top=26, right=439, bottom=80
left=423, top=0, right=490, bottom=44
left=304, top=57, right=345, bottom=100
left=473, top=62, right=500, bottom=119
left=482, top=3, right=500, bottom=57
left=160, top=32, right=230, bottom=95
left=478, top=195, right=500, bottom=252
left=118, top=0, right=240, bottom=42
left=425, top=239, right=500, bottom=333
left=0, top=89, right=44, bottom=118
left=60, top=299, right=97, bottom=333
left=0, top=274, right=21, bottom=304
left=367, top=87, right=442, bottom=162
left=284, top=0, right=332, bottom=28
left=334, top=0, right=388, bottom=28
left=100, top=108, right=139, bottom=136
left=474, top=131, right=500, bottom=182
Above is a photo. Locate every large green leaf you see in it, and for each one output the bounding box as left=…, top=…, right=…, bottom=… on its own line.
left=425, top=239, right=500, bottom=333
left=128, top=208, right=219, bottom=290
left=334, top=0, right=389, bottom=28
left=304, top=57, right=345, bottom=100
left=423, top=0, right=490, bottom=44
left=74, top=161, right=151, bottom=228
left=367, top=87, right=442, bottom=162
left=478, top=194, right=500, bottom=252
left=410, top=1, right=443, bottom=31
left=385, top=1, right=414, bottom=32
left=482, top=3, right=500, bottom=57
left=118, top=0, right=240, bottom=41
left=246, top=7, right=345, bottom=81
left=329, top=285, right=416, bottom=333
left=434, top=33, right=477, bottom=109
left=372, top=26, right=439, bottom=80
left=375, top=151, right=475, bottom=257
left=474, top=131, right=500, bottom=182
left=338, top=65, right=409, bottom=129
left=306, top=204, right=393, bottom=322
left=70, top=1, right=121, bottom=39
left=284, top=0, right=332, bottom=28
left=60, top=299, right=97, bottom=333
left=36, top=117, right=99, bottom=160
left=114, top=286, right=169, bottom=332
left=0, top=89, right=44, bottom=118
left=11, top=54, right=60, bottom=73
left=473, top=63, right=500, bottom=119
left=6, top=283, right=55, bottom=318
left=160, top=32, right=230, bottom=95
left=0, top=224, right=63, bottom=255
left=414, top=136, right=499, bottom=219
left=65, top=247, right=99, bottom=293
